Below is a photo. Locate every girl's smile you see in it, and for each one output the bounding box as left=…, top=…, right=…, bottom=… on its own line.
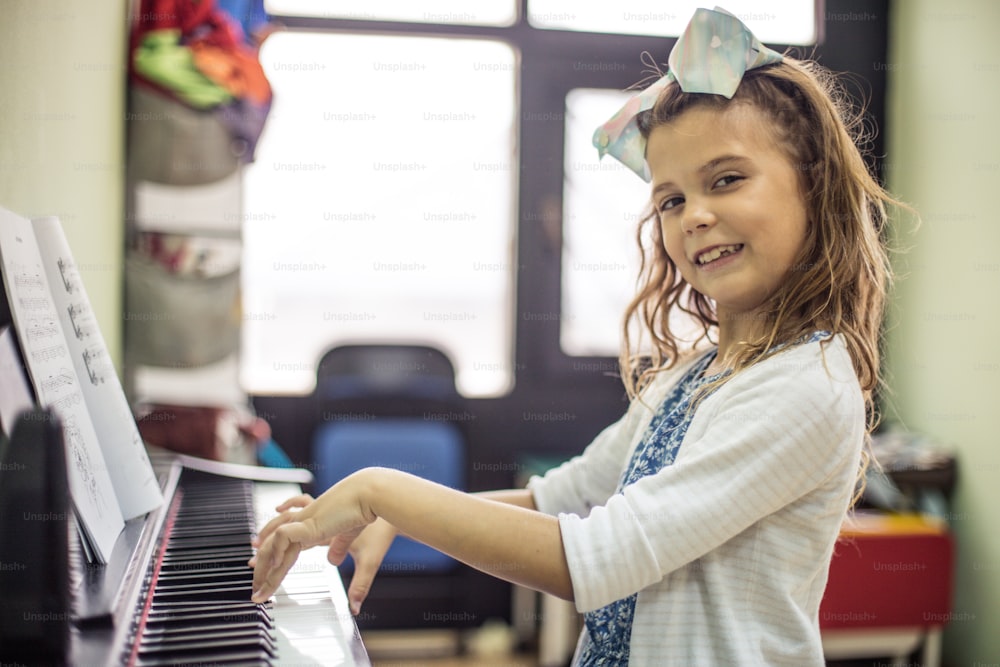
left=692, top=243, right=744, bottom=270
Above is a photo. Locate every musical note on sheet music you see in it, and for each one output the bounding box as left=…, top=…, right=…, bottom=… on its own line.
left=31, top=342, right=67, bottom=364
left=17, top=294, right=50, bottom=312
left=27, top=317, right=60, bottom=340
left=64, top=418, right=115, bottom=521
left=67, top=303, right=95, bottom=340
left=41, top=367, right=76, bottom=394
left=57, top=257, right=77, bottom=295
left=12, top=266, right=45, bottom=292
left=82, top=348, right=107, bottom=386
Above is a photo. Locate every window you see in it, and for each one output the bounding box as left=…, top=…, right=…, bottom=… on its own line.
left=241, top=33, right=517, bottom=397
left=528, top=0, right=818, bottom=44
left=560, top=89, right=649, bottom=356
left=266, top=0, right=516, bottom=26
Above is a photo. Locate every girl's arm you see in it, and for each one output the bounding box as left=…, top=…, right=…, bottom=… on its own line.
left=475, top=487, right=537, bottom=509
left=342, top=488, right=538, bottom=614
left=250, top=468, right=572, bottom=604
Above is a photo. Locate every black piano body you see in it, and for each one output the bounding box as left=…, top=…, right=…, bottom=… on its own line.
left=0, top=409, right=371, bottom=667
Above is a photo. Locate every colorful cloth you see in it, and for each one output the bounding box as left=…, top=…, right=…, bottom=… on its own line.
left=133, top=29, right=233, bottom=109
left=129, top=0, right=273, bottom=164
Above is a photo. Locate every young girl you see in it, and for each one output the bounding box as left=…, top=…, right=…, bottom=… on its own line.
left=250, top=8, right=897, bottom=665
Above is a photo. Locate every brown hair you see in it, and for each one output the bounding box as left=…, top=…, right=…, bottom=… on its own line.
left=620, top=57, right=902, bottom=454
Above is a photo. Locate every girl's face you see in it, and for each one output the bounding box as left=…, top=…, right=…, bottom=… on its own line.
left=647, top=104, right=809, bottom=324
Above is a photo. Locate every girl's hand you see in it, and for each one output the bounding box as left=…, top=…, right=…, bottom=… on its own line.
left=249, top=471, right=377, bottom=603
left=248, top=488, right=398, bottom=615
left=327, top=518, right=399, bottom=615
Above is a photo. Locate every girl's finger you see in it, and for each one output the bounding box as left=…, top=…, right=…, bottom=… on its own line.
left=251, top=512, right=290, bottom=548
left=345, top=541, right=381, bottom=615
left=252, top=500, right=312, bottom=547
left=326, top=532, right=355, bottom=566
left=275, top=494, right=313, bottom=512
left=251, top=521, right=314, bottom=601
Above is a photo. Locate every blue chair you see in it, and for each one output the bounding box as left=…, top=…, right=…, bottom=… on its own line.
left=310, top=345, right=466, bottom=575
left=312, top=418, right=464, bottom=572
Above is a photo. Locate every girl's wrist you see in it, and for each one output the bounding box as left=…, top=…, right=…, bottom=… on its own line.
left=351, top=466, right=394, bottom=523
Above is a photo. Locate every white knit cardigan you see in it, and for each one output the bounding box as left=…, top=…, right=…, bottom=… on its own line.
left=528, top=335, right=864, bottom=666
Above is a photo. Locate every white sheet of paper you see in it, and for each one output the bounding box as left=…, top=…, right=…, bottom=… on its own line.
left=0, top=207, right=123, bottom=563
left=0, top=326, right=35, bottom=438
left=32, top=217, right=163, bottom=519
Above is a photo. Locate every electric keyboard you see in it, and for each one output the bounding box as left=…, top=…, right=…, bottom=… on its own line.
left=65, top=458, right=371, bottom=666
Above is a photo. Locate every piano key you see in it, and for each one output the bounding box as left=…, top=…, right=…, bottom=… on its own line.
left=145, top=608, right=272, bottom=627
left=122, top=471, right=369, bottom=666
left=136, top=649, right=274, bottom=667
left=139, top=626, right=275, bottom=647
left=142, top=620, right=272, bottom=638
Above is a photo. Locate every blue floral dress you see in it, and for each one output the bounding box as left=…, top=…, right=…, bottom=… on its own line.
left=576, top=332, right=828, bottom=665
left=577, top=348, right=722, bottom=666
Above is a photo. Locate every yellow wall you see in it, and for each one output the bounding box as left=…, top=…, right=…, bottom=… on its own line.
left=0, top=1, right=129, bottom=367
left=886, top=0, right=1000, bottom=663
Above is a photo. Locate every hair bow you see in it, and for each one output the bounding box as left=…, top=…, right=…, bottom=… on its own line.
left=592, top=6, right=783, bottom=182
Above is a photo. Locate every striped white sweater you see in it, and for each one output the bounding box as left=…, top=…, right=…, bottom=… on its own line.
left=528, top=335, right=864, bottom=666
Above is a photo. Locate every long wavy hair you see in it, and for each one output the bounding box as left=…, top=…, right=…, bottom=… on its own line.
left=620, top=57, right=901, bottom=456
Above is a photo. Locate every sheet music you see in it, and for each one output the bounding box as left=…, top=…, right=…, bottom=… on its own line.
left=32, top=217, right=163, bottom=520
left=0, top=326, right=35, bottom=438
left=0, top=207, right=123, bottom=563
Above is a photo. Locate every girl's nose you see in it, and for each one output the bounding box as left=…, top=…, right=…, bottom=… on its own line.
left=680, top=201, right=717, bottom=234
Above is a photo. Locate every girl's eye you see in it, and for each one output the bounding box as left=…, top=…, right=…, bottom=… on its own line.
left=713, top=174, right=743, bottom=188
left=657, top=195, right=684, bottom=212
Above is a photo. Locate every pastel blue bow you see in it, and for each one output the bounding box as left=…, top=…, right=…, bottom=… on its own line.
left=592, top=6, right=783, bottom=182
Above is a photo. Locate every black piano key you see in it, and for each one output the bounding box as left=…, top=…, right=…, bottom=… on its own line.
left=159, top=555, right=255, bottom=567
left=155, top=571, right=256, bottom=587
left=160, top=552, right=254, bottom=566
left=146, top=608, right=273, bottom=628
left=155, top=565, right=255, bottom=579
left=147, top=602, right=272, bottom=622
left=140, top=627, right=275, bottom=649
left=136, top=649, right=274, bottom=667
left=147, top=582, right=255, bottom=602
left=138, top=635, right=276, bottom=658
left=149, top=600, right=271, bottom=611
left=146, top=601, right=268, bottom=614
left=132, top=472, right=286, bottom=667
left=166, top=537, right=253, bottom=548
left=142, top=620, right=272, bottom=637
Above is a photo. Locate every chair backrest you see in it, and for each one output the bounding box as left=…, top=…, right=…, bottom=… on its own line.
left=316, top=344, right=458, bottom=402
left=311, top=345, right=466, bottom=573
